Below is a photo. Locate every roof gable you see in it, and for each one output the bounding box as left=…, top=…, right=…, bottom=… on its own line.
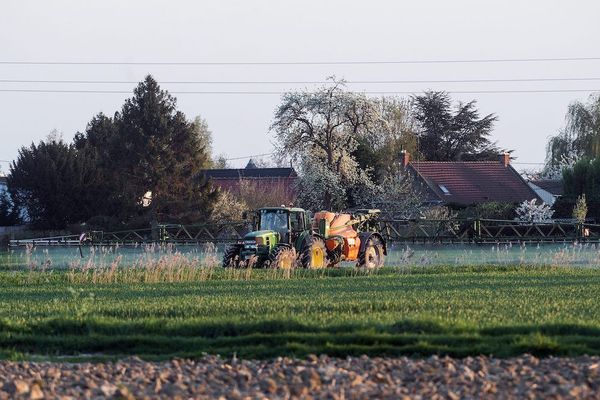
left=408, top=161, right=540, bottom=205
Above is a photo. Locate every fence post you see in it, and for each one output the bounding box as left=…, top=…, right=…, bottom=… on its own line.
left=159, top=225, right=168, bottom=242
left=474, top=218, right=481, bottom=242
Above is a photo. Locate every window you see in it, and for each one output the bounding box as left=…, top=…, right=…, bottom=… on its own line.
left=438, top=184, right=451, bottom=195
left=290, top=211, right=304, bottom=231
left=259, top=209, right=289, bottom=232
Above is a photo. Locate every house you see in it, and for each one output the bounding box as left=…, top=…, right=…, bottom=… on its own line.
left=528, top=179, right=563, bottom=206
left=204, top=159, right=298, bottom=199
left=400, top=151, right=542, bottom=206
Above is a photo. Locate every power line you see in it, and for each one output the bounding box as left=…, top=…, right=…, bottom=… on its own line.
left=4, top=152, right=277, bottom=163
left=0, top=89, right=599, bottom=94
left=1, top=77, right=600, bottom=85
left=0, top=156, right=548, bottom=165
left=225, top=152, right=275, bottom=161
left=223, top=153, right=548, bottom=164
left=1, top=56, right=600, bottom=65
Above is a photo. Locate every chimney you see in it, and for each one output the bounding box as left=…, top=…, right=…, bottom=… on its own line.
left=400, top=150, right=410, bottom=168
left=500, top=152, right=510, bottom=167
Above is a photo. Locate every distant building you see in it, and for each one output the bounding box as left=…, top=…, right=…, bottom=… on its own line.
left=528, top=179, right=563, bottom=206
left=204, top=159, right=298, bottom=200
left=400, top=151, right=542, bottom=206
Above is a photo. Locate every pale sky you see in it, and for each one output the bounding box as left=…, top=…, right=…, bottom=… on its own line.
left=1, top=0, right=599, bottom=172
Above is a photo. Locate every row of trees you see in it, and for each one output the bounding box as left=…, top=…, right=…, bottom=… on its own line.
left=272, top=79, right=505, bottom=212
left=1, top=76, right=507, bottom=228
left=2, top=76, right=217, bottom=229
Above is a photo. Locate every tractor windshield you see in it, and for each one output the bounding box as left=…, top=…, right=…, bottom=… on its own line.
left=259, top=209, right=289, bottom=232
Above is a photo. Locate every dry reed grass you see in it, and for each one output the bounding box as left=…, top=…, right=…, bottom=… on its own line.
left=61, top=242, right=357, bottom=284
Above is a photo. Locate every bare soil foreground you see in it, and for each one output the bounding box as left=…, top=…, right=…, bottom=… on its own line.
left=0, top=355, right=598, bottom=399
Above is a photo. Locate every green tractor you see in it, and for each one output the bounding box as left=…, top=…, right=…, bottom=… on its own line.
left=222, top=207, right=328, bottom=269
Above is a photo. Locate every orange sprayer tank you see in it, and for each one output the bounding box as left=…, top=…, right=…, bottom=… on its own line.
left=314, top=211, right=361, bottom=261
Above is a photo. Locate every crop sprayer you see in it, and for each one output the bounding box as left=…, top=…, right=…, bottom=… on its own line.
left=222, top=207, right=386, bottom=269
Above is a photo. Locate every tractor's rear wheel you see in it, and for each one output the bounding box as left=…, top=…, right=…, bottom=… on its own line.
left=222, top=245, right=243, bottom=268
left=269, top=245, right=297, bottom=269
left=300, top=237, right=327, bottom=269
left=358, top=236, right=385, bottom=269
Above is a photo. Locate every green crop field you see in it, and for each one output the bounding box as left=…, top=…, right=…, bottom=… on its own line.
left=0, top=266, right=600, bottom=360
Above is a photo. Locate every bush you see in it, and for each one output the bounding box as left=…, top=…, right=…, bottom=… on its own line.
left=210, top=190, right=247, bottom=222
left=573, top=194, right=588, bottom=223
left=515, top=199, right=554, bottom=223
left=421, top=206, right=456, bottom=220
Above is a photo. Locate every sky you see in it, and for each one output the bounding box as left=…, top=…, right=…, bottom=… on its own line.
left=1, top=0, right=599, bottom=172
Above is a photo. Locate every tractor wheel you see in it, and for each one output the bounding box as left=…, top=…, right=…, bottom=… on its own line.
left=269, top=246, right=297, bottom=269
left=300, top=237, right=327, bottom=269
left=358, top=236, right=385, bottom=269
left=222, top=245, right=243, bottom=268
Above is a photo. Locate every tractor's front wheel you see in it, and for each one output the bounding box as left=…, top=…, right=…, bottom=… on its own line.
left=269, top=245, right=297, bottom=269
left=222, top=244, right=243, bottom=268
left=300, top=237, right=327, bottom=269
left=358, top=236, right=385, bottom=269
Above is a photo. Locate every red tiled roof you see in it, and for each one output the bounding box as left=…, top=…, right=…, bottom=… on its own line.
left=408, top=161, right=540, bottom=205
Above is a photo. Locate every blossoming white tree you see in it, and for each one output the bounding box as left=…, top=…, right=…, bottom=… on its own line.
left=272, top=79, right=424, bottom=212
left=515, top=199, right=554, bottom=223
left=271, top=79, right=379, bottom=210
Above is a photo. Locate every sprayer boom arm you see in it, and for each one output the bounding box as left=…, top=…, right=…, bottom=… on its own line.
left=343, top=209, right=381, bottom=228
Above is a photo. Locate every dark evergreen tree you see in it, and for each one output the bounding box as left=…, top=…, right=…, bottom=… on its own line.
left=7, top=136, right=101, bottom=228
left=110, top=75, right=216, bottom=224
left=7, top=76, right=217, bottom=229
left=73, top=113, right=123, bottom=222
left=412, top=91, right=504, bottom=161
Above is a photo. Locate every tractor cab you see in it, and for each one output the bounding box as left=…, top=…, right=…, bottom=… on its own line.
left=256, top=207, right=309, bottom=244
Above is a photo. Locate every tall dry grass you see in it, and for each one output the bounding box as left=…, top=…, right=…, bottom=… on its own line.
left=65, top=243, right=220, bottom=284
left=62, top=242, right=337, bottom=284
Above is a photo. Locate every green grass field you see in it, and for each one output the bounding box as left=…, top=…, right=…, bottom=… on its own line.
left=0, top=266, right=600, bottom=360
